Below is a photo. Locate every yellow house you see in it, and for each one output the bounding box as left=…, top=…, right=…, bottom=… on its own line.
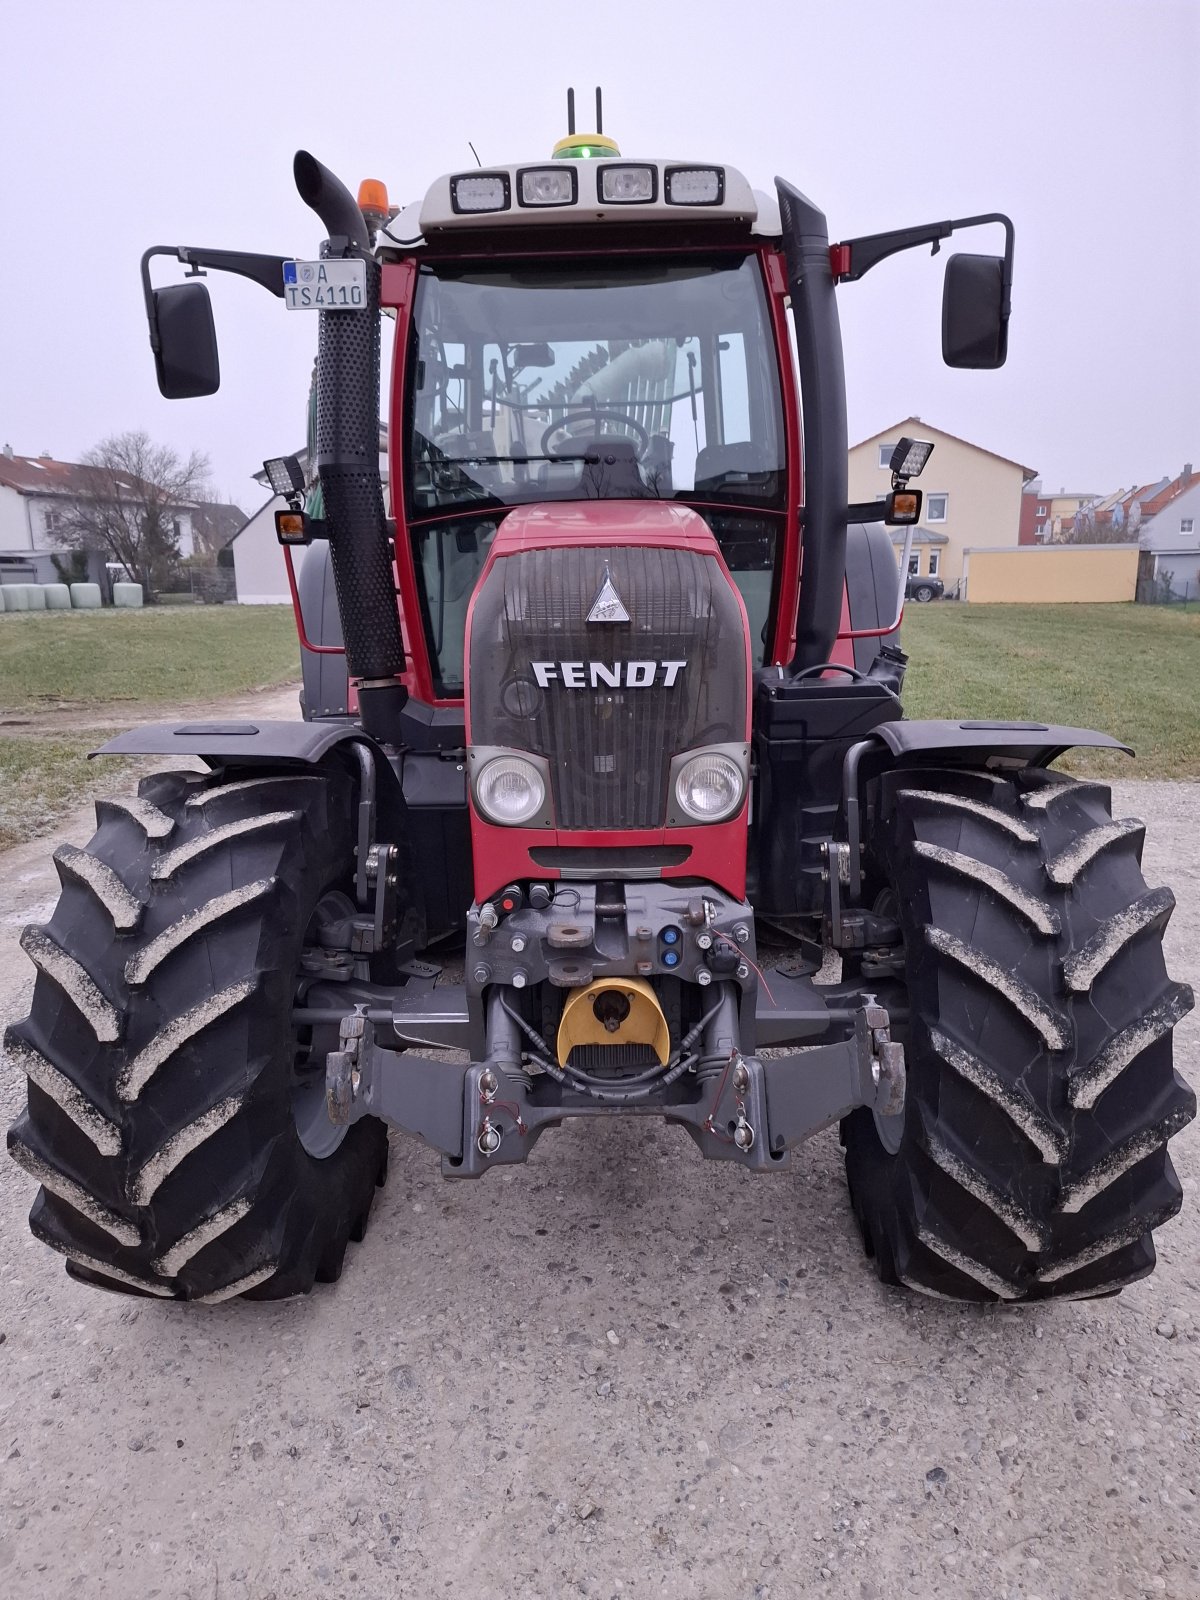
left=848, top=418, right=1036, bottom=593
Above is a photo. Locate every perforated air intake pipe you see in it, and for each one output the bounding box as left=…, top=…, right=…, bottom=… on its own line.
left=294, top=151, right=406, bottom=734
left=776, top=179, right=849, bottom=675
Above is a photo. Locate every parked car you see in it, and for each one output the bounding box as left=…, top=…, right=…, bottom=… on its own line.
left=906, top=572, right=944, bottom=602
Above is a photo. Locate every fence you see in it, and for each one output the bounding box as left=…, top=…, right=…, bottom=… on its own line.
left=1136, top=576, right=1197, bottom=606
left=158, top=567, right=237, bottom=605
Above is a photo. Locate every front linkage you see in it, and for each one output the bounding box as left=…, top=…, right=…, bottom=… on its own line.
left=322, top=973, right=906, bottom=1178
left=300, top=842, right=909, bottom=1175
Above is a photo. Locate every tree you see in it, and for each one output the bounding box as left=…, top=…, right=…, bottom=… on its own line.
left=57, top=430, right=210, bottom=600
left=1062, top=499, right=1132, bottom=546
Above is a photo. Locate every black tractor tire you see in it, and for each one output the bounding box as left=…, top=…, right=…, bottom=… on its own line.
left=911, top=584, right=936, bottom=603
left=4, top=766, right=389, bottom=1302
left=843, top=767, right=1195, bottom=1302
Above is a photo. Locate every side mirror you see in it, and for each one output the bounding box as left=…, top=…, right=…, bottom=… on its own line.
left=153, top=281, right=220, bottom=398
left=942, top=253, right=1008, bottom=369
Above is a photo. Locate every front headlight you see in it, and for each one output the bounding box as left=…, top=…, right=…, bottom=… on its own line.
left=474, top=754, right=546, bottom=826
left=673, top=751, right=746, bottom=823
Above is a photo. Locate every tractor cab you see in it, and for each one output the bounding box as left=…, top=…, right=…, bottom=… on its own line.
left=376, top=139, right=796, bottom=709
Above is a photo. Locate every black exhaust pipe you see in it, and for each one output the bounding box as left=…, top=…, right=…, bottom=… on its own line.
left=776, top=179, right=849, bottom=675
left=294, top=151, right=406, bottom=735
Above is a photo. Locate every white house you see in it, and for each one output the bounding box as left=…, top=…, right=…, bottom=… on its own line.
left=0, top=445, right=197, bottom=589
left=1138, top=480, right=1200, bottom=602
left=230, top=494, right=297, bottom=604
left=232, top=432, right=389, bottom=604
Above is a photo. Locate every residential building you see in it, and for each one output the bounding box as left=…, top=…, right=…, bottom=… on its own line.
left=189, top=499, right=249, bottom=555
left=1137, top=480, right=1200, bottom=601
left=231, top=430, right=389, bottom=604
left=848, top=419, right=1036, bottom=594
left=0, top=445, right=204, bottom=590
left=1018, top=481, right=1103, bottom=544
left=1103, top=466, right=1196, bottom=536
left=1018, top=483, right=1043, bottom=545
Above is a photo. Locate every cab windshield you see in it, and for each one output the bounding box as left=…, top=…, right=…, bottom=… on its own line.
left=406, top=254, right=786, bottom=516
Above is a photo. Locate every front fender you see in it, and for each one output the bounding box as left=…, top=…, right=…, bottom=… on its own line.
left=871, top=718, right=1132, bottom=767
left=93, top=719, right=375, bottom=767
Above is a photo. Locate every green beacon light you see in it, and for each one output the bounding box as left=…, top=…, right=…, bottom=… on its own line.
left=553, top=86, right=620, bottom=160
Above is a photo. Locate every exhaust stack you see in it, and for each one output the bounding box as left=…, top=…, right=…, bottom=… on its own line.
left=776, top=179, right=849, bottom=675
left=294, top=151, right=406, bottom=733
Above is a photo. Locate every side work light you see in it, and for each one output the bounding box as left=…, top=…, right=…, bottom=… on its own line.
left=889, top=437, right=935, bottom=480
left=263, top=455, right=306, bottom=502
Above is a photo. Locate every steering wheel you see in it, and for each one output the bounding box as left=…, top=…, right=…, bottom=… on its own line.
left=541, top=409, right=650, bottom=461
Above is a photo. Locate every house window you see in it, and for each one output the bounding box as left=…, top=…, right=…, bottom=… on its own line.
left=907, top=553, right=920, bottom=577
left=878, top=444, right=897, bottom=469
left=1038, top=504, right=1047, bottom=516
left=1182, top=518, right=1195, bottom=535
left=926, top=493, right=948, bottom=522
left=928, top=550, right=940, bottom=577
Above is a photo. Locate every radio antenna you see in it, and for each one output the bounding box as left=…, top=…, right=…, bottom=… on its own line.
left=566, top=87, right=575, bottom=135
left=595, top=87, right=603, bottom=133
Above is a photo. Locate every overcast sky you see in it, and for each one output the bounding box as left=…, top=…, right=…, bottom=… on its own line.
left=1, top=0, right=1195, bottom=507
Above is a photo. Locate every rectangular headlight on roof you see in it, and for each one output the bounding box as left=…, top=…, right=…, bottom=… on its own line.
left=599, top=164, right=656, bottom=204
left=518, top=166, right=577, bottom=207
left=450, top=173, right=510, bottom=214
left=665, top=167, right=725, bottom=206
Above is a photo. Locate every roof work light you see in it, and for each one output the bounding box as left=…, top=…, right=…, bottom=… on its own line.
left=518, top=166, right=577, bottom=207
left=665, top=167, right=724, bottom=206
left=450, top=173, right=510, bottom=213
left=599, top=165, right=656, bottom=204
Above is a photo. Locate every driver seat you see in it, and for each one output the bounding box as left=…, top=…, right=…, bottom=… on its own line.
left=537, top=436, right=646, bottom=497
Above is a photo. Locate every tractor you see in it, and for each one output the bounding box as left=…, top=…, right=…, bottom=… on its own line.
left=7, top=98, right=1193, bottom=1305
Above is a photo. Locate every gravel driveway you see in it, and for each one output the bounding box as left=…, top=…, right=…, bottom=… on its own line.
left=0, top=760, right=1196, bottom=1600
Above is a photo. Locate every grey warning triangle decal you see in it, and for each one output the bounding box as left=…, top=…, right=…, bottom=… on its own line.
left=587, top=567, right=630, bottom=624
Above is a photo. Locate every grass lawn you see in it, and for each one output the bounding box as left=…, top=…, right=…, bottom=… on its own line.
left=901, top=602, right=1200, bottom=778
left=0, top=605, right=301, bottom=712
left=0, top=732, right=132, bottom=850
left=0, top=599, right=1195, bottom=851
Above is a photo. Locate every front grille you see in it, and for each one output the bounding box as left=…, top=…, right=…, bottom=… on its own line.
left=469, top=544, right=746, bottom=829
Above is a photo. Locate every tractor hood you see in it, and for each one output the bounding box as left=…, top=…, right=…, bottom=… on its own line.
left=462, top=499, right=754, bottom=899
left=485, top=499, right=728, bottom=558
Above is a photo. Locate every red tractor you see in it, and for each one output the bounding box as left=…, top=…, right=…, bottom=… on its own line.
left=7, top=103, right=1193, bottom=1305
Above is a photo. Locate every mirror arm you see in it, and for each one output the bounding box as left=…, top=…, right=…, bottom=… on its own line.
left=834, top=211, right=1014, bottom=305
left=140, top=245, right=288, bottom=351
left=845, top=501, right=891, bottom=523
left=834, top=220, right=954, bottom=282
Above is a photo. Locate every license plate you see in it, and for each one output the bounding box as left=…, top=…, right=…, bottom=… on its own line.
left=282, top=259, right=366, bottom=311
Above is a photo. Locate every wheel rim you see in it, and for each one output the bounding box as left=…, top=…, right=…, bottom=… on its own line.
left=291, top=890, right=354, bottom=1160
left=870, top=888, right=906, bottom=1156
